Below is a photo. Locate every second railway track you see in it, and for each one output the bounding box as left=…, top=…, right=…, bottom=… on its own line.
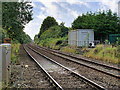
left=28, top=44, right=120, bottom=89
left=31, top=44, right=120, bottom=76
left=29, top=44, right=120, bottom=78
left=24, top=45, right=106, bottom=89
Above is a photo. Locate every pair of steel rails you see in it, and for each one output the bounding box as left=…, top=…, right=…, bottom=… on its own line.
left=24, top=45, right=106, bottom=90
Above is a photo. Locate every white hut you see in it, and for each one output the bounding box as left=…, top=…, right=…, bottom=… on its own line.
left=68, top=29, right=94, bottom=47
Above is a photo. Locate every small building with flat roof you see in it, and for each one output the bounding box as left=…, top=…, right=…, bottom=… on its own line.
left=68, top=29, right=94, bottom=47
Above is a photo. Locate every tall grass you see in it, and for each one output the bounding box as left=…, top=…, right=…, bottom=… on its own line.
left=60, top=46, right=79, bottom=54
left=84, top=44, right=120, bottom=64
left=11, top=43, right=21, bottom=64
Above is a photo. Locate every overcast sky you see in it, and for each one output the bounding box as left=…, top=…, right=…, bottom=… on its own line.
left=24, top=0, right=119, bottom=40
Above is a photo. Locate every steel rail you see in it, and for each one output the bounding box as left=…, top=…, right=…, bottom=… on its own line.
left=23, top=45, right=63, bottom=90
left=34, top=45, right=120, bottom=79
left=27, top=45, right=106, bottom=90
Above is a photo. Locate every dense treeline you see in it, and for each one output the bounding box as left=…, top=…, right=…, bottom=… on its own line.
left=34, top=16, right=68, bottom=49
left=72, top=10, right=120, bottom=42
left=38, top=16, right=58, bottom=38
left=35, top=10, right=120, bottom=47
left=37, top=16, right=69, bottom=40
left=1, top=1, right=33, bottom=43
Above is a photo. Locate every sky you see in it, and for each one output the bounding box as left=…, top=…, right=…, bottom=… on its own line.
left=24, top=0, right=120, bottom=40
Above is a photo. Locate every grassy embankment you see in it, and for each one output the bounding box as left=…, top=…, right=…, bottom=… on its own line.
left=84, top=44, right=120, bottom=64
left=36, top=37, right=120, bottom=64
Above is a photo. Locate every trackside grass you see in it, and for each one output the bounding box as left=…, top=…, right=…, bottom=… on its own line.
left=60, top=46, right=79, bottom=54
left=11, top=43, right=21, bottom=64
left=84, top=44, right=120, bottom=64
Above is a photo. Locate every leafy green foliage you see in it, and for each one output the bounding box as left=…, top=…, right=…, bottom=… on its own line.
left=16, top=31, right=32, bottom=44
left=59, top=22, right=69, bottom=37
left=36, top=24, right=68, bottom=49
left=0, top=28, right=9, bottom=43
left=38, top=16, right=58, bottom=38
left=72, top=10, right=120, bottom=42
left=2, top=2, right=33, bottom=43
left=49, top=37, right=68, bottom=50
left=35, top=17, right=69, bottom=50
left=38, top=36, right=68, bottom=50
left=1, top=28, right=32, bottom=44
left=34, top=34, right=39, bottom=44
left=40, top=26, right=61, bottom=40
left=11, top=43, right=21, bottom=63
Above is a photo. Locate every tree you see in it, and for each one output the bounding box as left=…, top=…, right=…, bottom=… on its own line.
left=38, top=16, right=58, bottom=38
left=72, top=10, right=120, bottom=42
left=59, top=22, right=69, bottom=37
left=16, top=31, right=32, bottom=44
left=40, top=25, right=61, bottom=40
left=2, top=1, right=33, bottom=42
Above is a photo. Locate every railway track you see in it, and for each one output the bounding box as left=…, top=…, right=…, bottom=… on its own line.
left=23, top=45, right=62, bottom=89
left=13, top=45, right=56, bottom=88
left=24, top=45, right=105, bottom=89
left=42, top=46, right=120, bottom=71
left=30, top=44, right=120, bottom=78
left=28, top=44, right=120, bottom=89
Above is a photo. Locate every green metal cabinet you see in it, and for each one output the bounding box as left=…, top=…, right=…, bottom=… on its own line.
left=109, top=34, right=120, bottom=45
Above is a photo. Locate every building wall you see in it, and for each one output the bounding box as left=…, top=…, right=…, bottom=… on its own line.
left=68, top=29, right=94, bottom=47
left=77, top=29, right=94, bottom=46
left=68, top=30, right=77, bottom=46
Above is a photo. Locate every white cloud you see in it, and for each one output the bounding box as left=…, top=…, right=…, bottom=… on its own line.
left=41, top=7, right=46, bottom=11
left=72, top=11, right=79, bottom=18
left=38, top=0, right=86, bottom=22
left=57, top=19, right=62, bottom=24
left=100, top=0, right=119, bottom=13
left=38, top=0, right=89, bottom=18
left=38, top=0, right=59, bottom=18
left=65, top=0, right=89, bottom=7
left=24, top=20, right=40, bottom=40
left=37, top=14, right=46, bottom=20
left=66, top=7, right=79, bottom=18
left=83, top=0, right=119, bottom=13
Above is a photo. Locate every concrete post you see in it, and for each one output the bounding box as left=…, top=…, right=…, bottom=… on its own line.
left=5, top=44, right=11, bottom=85
left=0, top=44, right=11, bottom=88
left=0, top=46, right=6, bottom=89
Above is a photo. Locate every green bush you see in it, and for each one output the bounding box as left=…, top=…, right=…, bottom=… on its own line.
left=40, top=26, right=61, bottom=40
left=49, top=37, right=68, bottom=49
left=38, top=35, right=68, bottom=50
